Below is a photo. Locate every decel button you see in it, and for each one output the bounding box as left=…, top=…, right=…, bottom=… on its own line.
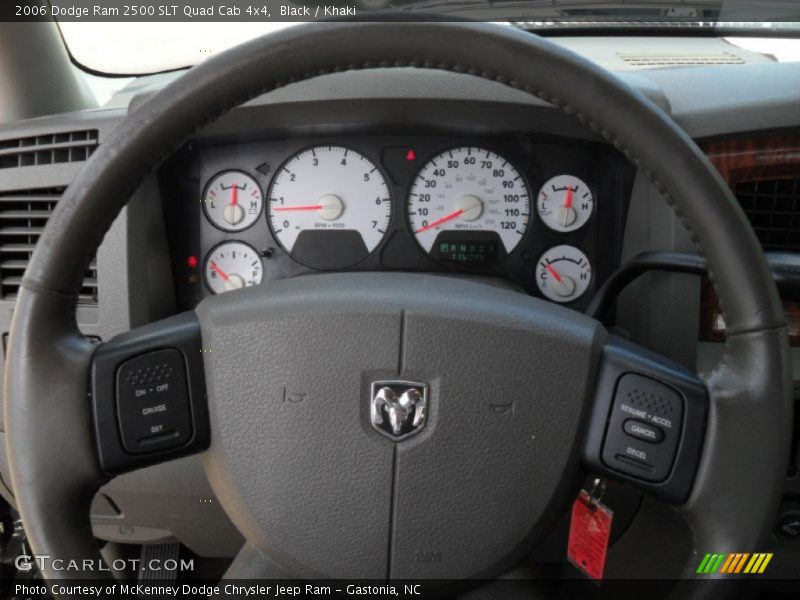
left=116, top=348, right=193, bottom=455
left=623, top=419, right=664, bottom=443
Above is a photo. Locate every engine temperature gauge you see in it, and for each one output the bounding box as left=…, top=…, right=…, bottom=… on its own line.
left=204, top=241, right=263, bottom=294
left=536, top=245, right=592, bottom=303
left=537, top=175, right=593, bottom=232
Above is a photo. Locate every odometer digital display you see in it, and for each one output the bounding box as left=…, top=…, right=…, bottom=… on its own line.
left=435, top=239, right=500, bottom=267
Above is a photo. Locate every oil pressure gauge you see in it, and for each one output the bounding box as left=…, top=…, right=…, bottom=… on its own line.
left=203, top=170, right=263, bottom=232
left=537, top=175, right=593, bottom=232
left=536, top=245, right=592, bottom=303
left=204, top=241, right=263, bottom=294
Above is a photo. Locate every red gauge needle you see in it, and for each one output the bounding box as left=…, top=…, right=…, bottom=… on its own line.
left=416, top=208, right=465, bottom=233
left=230, top=185, right=238, bottom=207
left=210, top=261, right=230, bottom=282
left=273, top=204, right=324, bottom=212
left=545, top=263, right=563, bottom=283
left=564, top=186, right=573, bottom=209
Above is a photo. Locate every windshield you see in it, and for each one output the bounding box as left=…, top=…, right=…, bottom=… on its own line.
left=55, top=0, right=800, bottom=75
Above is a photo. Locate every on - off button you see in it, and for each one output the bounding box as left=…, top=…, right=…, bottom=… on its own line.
left=623, top=419, right=664, bottom=444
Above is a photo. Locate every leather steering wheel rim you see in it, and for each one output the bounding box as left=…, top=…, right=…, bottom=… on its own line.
left=4, top=22, right=791, bottom=594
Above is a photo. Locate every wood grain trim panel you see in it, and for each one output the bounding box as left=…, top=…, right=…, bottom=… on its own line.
left=700, top=131, right=800, bottom=344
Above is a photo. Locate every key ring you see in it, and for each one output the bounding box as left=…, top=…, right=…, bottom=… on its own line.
left=588, top=477, right=607, bottom=506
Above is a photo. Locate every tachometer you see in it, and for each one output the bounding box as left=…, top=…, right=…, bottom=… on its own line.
left=408, top=147, right=530, bottom=267
left=268, top=146, right=391, bottom=270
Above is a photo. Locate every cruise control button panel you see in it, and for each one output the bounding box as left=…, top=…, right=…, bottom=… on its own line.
left=116, top=349, right=192, bottom=454
left=91, top=312, right=209, bottom=474
left=583, top=337, right=707, bottom=504
left=601, top=373, right=683, bottom=482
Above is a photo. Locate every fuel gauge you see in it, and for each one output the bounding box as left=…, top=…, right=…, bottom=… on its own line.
left=204, top=241, right=263, bottom=294
left=536, top=245, right=592, bottom=303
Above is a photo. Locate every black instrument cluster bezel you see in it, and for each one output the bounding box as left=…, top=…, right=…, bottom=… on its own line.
left=161, top=132, right=636, bottom=312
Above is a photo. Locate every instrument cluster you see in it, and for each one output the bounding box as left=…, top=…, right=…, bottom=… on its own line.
left=166, top=135, right=634, bottom=311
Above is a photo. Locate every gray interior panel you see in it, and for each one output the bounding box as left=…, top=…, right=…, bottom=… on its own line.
left=0, top=22, right=96, bottom=123
left=615, top=174, right=702, bottom=370
left=638, top=62, right=800, bottom=138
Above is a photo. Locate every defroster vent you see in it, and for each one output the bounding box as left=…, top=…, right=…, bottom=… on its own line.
left=0, top=187, right=98, bottom=303
left=618, top=52, right=745, bottom=68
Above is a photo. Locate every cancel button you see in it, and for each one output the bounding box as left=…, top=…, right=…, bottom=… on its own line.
left=623, top=419, right=664, bottom=444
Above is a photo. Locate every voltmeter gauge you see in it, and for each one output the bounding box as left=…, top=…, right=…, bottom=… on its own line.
left=204, top=241, right=263, bottom=294
left=537, top=175, right=593, bottom=232
left=203, top=171, right=263, bottom=232
left=535, top=245, right=592, bottom=303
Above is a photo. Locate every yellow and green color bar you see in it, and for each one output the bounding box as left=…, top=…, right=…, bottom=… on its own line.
left=696, top=553, right=773, bottom=575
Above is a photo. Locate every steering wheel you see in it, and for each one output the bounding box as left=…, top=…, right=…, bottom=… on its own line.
left=4, top=22, right=791, bottom=595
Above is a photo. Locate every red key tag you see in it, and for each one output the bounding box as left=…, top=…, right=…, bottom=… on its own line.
left=567, top=480, right=613, bottom=582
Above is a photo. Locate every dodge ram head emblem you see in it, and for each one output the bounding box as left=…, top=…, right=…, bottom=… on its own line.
left=370, top=381, right=428, bottom=440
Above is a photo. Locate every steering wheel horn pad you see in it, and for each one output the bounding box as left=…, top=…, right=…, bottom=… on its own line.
left=199, top=273, right=602, bottom=579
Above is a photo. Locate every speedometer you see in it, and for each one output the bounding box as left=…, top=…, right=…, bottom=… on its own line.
left=268, top=146, right=391, bottom=270
left=408, top=147, right=530, bottom=267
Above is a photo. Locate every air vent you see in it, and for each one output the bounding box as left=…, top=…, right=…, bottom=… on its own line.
left=0, top=130, right=98, bottom=170
left=618, top=52, right=745, bottom=68
left=0, top=188, right=98, bottom=303
left=735, top=178, right=800, bottom=252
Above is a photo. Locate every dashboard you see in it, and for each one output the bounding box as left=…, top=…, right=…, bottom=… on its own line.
left=161, top=133, right=636, bottom=311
